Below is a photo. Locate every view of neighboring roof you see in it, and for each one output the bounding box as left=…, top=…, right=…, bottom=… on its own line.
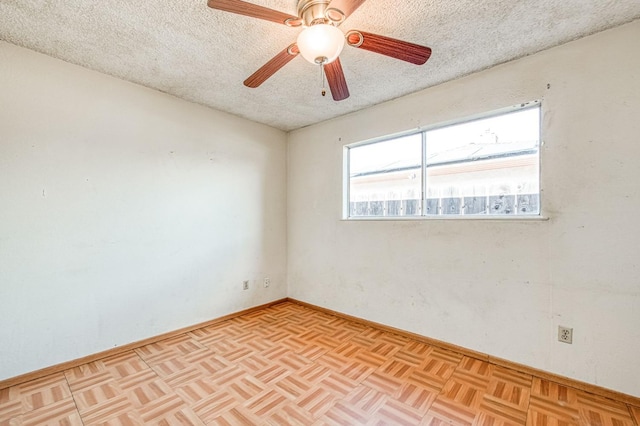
left=427, top=139, right=538, bottom=167
left=351, top=106, right=540, bottom=177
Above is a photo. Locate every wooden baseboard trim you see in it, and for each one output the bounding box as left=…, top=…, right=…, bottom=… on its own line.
left=286, top=298, right=640, bottom=407
left=0, top=298, right=288, bottom=391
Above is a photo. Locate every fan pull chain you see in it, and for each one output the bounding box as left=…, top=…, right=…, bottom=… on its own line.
left=320, top=64, right=326, bottom=97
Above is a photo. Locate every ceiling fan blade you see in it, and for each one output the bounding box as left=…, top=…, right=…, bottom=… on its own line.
left=326, top=0, right=367, bottom=21
left=346, top=30, right=432, bottom=65
left=324, top=58, right=350, bottom=101
left=207, top=0, right=299, bottom=25
left=244, top=44, right=299, bottom=88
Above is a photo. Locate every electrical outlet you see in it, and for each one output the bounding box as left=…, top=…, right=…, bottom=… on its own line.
left=558, top=326, right=573, bottom=344
left=264, top=277, right=270, bottom=288
left=242, top=280, right=249, bottom=291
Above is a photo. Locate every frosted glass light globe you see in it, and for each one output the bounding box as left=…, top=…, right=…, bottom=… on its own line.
left=297, top=24, right=345, bottom=65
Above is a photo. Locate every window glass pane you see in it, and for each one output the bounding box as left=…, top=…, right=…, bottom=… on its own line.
left=345, top=103, right=541, bottom=219
left=425, top=107, right=540, bottom=216
left=349, top=134, right=422, bottom=217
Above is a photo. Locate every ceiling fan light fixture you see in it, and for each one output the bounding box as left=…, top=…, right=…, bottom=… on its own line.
left=296, top=23, right=345, bottom=65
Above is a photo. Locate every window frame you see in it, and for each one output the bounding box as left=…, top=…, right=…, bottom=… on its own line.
left=343, top=101, right=544, bottom=221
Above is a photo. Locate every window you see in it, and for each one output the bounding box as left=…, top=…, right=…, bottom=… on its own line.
left=345, top=102, right=541, bottom=218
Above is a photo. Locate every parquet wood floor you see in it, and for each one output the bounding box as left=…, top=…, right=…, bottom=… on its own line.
left=1, top=302, right=638, bottom=425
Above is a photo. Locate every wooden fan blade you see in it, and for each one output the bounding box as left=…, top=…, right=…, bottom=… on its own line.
left=324, top=58, right=349, bottom=101
left=346, top=30, right=431, bottom=65
left=326, top=0, right=367, bottom=21
left=244, top=44, right=299, bottom=88
left=207, top=0, right=299, bottom=25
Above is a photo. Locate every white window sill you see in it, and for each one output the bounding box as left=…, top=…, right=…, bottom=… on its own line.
left=342, top=215, right=549, bottom=222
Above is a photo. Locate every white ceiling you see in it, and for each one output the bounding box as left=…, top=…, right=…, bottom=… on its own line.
left=2, top=1, right=639, bottom=131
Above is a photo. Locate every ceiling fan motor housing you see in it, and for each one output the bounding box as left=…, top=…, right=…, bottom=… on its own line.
left=297, top=0, right=344, bottom=26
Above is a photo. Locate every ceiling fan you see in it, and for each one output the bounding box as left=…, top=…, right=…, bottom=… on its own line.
left=207, top=0, right=432, bottom=101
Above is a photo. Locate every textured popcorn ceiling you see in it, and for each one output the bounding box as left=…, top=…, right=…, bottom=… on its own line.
left=1, top=1, right=639, bottom=131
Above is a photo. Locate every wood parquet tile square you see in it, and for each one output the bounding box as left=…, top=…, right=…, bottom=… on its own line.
left=319, top=399, right=370, bottom=425
left=576, top=393, right=635, bottom=426
left=345, top=386, right=388, bottom=416
left=266, top=402, right=316, bottom=426
left=395, top=382, right=439, bottom=415
left=18, top=374, right=72, bottom=412
left=629, top=405, right=640, bottom=425
left=1, top=302, right=638, bottom=425
left=374, top=398, right=424, bottom=425
left=20, top=397, right=83, bottom=426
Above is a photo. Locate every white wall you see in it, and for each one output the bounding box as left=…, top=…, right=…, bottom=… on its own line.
left=0, top=42, right=287, bottom=380
left=287, top=21, right=640, bottom=397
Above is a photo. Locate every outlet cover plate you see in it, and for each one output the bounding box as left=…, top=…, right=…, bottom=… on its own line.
left=558, top=326, right=573, bottom=344
left=242, top=280, right=249, bottom=290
